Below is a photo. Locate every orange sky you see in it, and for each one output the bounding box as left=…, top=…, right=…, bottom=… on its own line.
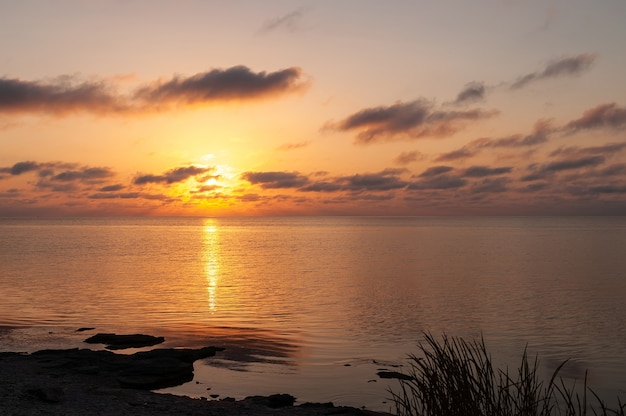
left=1, top=1, right=626, bottom=216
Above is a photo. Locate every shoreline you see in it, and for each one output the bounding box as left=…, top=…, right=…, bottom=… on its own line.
left=0, top=338, right=392, bottom=416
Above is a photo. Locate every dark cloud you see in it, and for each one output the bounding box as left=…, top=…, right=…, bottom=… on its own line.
left=300, top=182, right=342, bottom=192
left=1, top=161, right=115, bottom=186
left=435, top=119, right=553, bottom=161
left=563, top=103, right=626, bottom=133
left=522, top=155, right=606, bottom=181
left=134, top=66, right=305, bottom=105
left=435, top=147, right=478, bottom=162
left=51, top=167, right=114, bottom=182
left=544, top=155, right=605, bottom=172
left=418, top=166, right=454, bottom=177
left=597, top=164, right=626, bottom=177
left=99, top=184, right=125, bottom=192
left=454, top=82, right=485, bottom=105
left=7, top=161, right=40, bottom=175
left=393, top=150, right=423, bottom=165
left=259, top=8, right=306, bottom=33
left=0, top=76, right=121, bottom=115
left=331, top=99, right=497, bottom=143
left=134, top=166, right=214, bottom=185
left=242, top=171, right=309, bottom=189
left=408, top=175, right=467, bottom=190
left=471, top=177, right=510, bottom=193
left=462, top=166, right=512, bottom=177
left=89, top=192, right=140, bottom=199
left=0, top=66, right=306, bottom=115
left=549, top=142, right=626, bottom=158
left=511, top=53, right=596, bottom=89
left=589, top=185, right=626, bottom=194
left=342, top=171, right=408, bottom=191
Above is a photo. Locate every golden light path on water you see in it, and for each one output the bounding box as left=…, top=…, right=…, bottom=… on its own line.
left=203, top=221, right=220, bottom=313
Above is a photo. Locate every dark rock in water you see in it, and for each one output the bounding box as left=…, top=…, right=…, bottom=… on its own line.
left=376, top=371, right=413, bottom=381
left=75, top=327, right=95, bottom=332
left=30, top=346, right=224, bottom=390
left=83, top=333, right=165, bottom=349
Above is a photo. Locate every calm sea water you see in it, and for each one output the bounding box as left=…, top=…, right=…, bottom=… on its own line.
left=1, top=216, right=625, bottom=411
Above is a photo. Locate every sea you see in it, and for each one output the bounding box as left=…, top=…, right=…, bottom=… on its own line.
left=1, top=216, right=625, bottom=412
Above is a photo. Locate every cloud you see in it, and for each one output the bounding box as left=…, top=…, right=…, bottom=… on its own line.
left=0, top=161, right=114, bottom=186
left=408, top=175, right=467, bottom=190
left=435, top=147, right=478, bottom=162
left=393, top=150, right=424, bottom=165
left=471, top=177, right=510, bottom=193
left=588, top=185, right=626, bottom=194
left=134, top=66, right=306, bottom=106
left=242, top=171, right=309, bottom=188
left=259, top=8, right=306, bottom=33
left=522, top=155, right=606, bottom=181
left=276, top=141, right=310, bottom=151
left=435, top=119, right=553, bottom=161
left=3, top=161, right=40, bottom=175
left=340, top=170, right=408, bottom=191
left=511, top=53, right=596, bottom=89
left=50, top=167, right=114, bottom=182
left=300, top=181, right=342, bottom=192
left=453, top=82, right=485, bottom=105
left=134, top=165, right=215, bottom=185
left=544, top=155, right=605, bottom=172
left=462, top=166, right=512, bottom=177
left=549, top=142, right=626, bottom=158
left=562, top=103, right=626, bottom=133
left=0, top=66, right=307, bottom=116
left=418, top=166, right=454, bottom=177
left=99, top=184, right=125, bottom=192
left=89, top=192, right=140, bottom=199
left=330, top=99, right=497, bottom=143
left=0, top=76, right=122, bottom=115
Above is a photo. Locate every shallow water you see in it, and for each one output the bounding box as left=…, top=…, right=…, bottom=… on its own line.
left=1, top=216, right=625, bottom=411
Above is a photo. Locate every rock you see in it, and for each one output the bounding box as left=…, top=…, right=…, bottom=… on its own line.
left=376, top=371, right=413, bottom=381
left=245, top=393, right=296, bottom=408
left=26, top=386, right=65, bottom=403
left=84, top=333, right=165, bottom=350
left=76, top=327, right=95, bottom=332
left=31, top=346, right=224, bottom=390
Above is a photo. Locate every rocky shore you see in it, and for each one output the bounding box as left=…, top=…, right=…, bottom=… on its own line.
left=0, top=332, right=390, bottom=416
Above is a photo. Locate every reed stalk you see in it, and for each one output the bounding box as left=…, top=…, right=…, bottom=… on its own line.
left=389, top=333, right=626, bottom=416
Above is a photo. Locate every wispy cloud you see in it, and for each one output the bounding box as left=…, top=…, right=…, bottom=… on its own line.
left=522, top=155, right=606, bottom=181
left=562, top=103, right=626, bottom=133
left=393, top=150, right=424, bottom=165
left=329, top=99, right=497, bottom=143
left=0, top=66, right=307, bottom=116
left=435, top=119, right=553, bottom=161
left=453, top=82, right=486, bottom=105
left=242, top=171, right=309, bottom=189
left=259, top=8, right=307, bottom=34
left=511, top=53, right=596, bottom=89
left=339, top=169, right=408, bottom=191
left=276, top=141, right=310, bottom=151
left=134, top=166, right=215, bottom=185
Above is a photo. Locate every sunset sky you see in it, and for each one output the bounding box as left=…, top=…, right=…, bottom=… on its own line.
left=1, top=1, right=626, bottom=216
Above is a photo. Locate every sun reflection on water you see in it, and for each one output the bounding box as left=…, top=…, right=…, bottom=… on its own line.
left=203, top=220, right=220, bottom=312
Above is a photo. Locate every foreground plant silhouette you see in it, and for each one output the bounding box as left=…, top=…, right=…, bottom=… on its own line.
left=389, top=333, right=625, bottom=416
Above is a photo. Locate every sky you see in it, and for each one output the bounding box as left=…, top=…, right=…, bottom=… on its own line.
left=1, top=0, right=626, bottom=216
